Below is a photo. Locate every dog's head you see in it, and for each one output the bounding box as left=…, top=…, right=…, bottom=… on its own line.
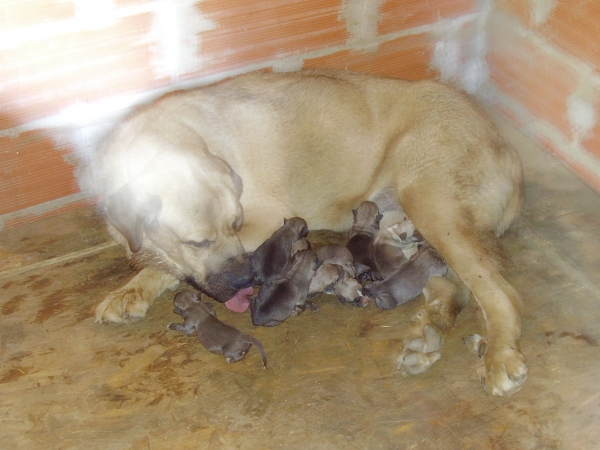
left=104, top=145, right=253, bottom=302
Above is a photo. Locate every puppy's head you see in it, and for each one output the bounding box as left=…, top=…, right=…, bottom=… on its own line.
left=104, top=145, right=253, bottom=302
left=350, top=201, right=382, bottom=235
left=172, top=291, right=200, bottom=315
left=283, top=217, right=309, bottom=239
left=335, top=276, right=368, bottom=307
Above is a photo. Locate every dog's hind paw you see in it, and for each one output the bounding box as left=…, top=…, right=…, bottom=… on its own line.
left=478, top=347, right=528, bottom=397
left=397, top=351, right=441, bottom=375
left=397, top=323, right=444, bottom=376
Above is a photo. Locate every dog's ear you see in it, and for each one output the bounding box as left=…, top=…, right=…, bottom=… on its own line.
left=376, top=213, right=383, bottom=224
left=352, top=209, right=357, bottom=217
left=104, top=184, right=161, bottom=253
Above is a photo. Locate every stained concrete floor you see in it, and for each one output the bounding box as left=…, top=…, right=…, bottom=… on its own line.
left=1, top=112, right=600, bottom=450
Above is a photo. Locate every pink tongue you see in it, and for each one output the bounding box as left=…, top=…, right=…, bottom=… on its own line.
left=224, top=286, right=254, bottom=312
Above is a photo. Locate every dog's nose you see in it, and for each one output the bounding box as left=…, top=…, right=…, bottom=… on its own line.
left=223, top=253, right=254, bottom=289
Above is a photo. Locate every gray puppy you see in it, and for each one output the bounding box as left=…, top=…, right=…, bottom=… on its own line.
left=250, top=217, right=309, bottom=285
left=315, top=244, right=356, bottom=278
left=308, top=263, right=367, bottom=307
left=251, top=249, right=319, bottom=327
left=168, top=291, right=267, bottom=367
left=346, top=201, right=382, bottom=282
left=363, top=246, right=448, bottom=310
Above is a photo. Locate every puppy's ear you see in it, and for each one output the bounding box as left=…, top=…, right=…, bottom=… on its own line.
left=376, top=213, right=383, bottom=224
left=352, top=209, right=357, bottom=217
left=105, top=184, right=161, bottom=253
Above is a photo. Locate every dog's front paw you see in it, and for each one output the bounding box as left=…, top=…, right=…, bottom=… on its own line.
left=397, top=325, right=444, bottom=376
left=477, top=347, right=527, bottom=397
left=95, top=287, right=150, bottom=324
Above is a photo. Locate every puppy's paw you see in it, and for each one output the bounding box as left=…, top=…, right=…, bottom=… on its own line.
left=463, top=334, right=487, bottom=358
left=478, top=347, right=528, bottom=397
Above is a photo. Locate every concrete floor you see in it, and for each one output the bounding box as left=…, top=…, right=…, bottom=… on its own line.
left=1, top=112, right=600, bottom=450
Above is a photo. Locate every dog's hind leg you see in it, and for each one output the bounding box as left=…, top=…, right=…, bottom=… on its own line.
left=397, top=181, right=527, bottom=396
left=397, top=269, right=469, bottom=375
left=95, top=268, right=180, bottom=324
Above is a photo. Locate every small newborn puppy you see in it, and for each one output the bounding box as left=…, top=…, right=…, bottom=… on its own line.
left=168, top=291, right=267, bottom=367
left=389, top=219, right=426, bottom=259
left=363, top=246, right=448, bottom=310
left=373, top=225, right=409, bottom=279
left=251, top=249, right=320, bottom=327
left=292, top=238, right=311, bottom=254
left=251, top=217, right=309, bottom=285
left=315, top=244, right=356, bottom=277
left=308, top=263, right=367, bottom=307
left=346, top=201, right=383, bottom=282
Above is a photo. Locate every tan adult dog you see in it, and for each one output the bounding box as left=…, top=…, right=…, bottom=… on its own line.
left=93, top=70, right=525, bottom=396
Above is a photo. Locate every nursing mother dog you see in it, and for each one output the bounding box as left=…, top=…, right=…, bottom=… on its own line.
left=94, top=70, right=526, bottom=397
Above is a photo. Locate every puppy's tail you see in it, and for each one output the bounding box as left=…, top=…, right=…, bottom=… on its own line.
left=247, top=335, right=268, bottom=368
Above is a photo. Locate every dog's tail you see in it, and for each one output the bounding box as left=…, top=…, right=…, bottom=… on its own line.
left=247, top=335, right=268, bottom=368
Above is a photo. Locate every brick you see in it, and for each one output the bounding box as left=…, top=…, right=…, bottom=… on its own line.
left=303, top=32, right=436, bottom=80
left=194, top=0, right=347, bottom=75
left=0, top=130, right=79, bottom=215
left=379, top=0, right=476, bottom=36
left=487, top=25, right=579, bottom=138
left=0, top=14, right=164, bottom=128
left=539, top=0, right=600, bottom=70
left=497, top=0, right=600, bottom=71
left=0, top=0, right=74, bottom=30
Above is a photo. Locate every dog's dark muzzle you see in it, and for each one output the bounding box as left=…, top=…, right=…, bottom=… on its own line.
left=189, top=253, right=253, bottom=302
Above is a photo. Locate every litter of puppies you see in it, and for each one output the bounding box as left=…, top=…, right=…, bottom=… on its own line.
left=167, top=202, right=448, bottom=368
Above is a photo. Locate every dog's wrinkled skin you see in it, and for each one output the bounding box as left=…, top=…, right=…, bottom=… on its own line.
left=346, top=201, right=383, bottom=282
left=168, top=291, right=267, bottom=367
left=250, top=249, right=319, bottom=327
left=250, top=217, right=309, bottom=285
left=364, top=245, right=449, bottom=310
left=95, top=70, right=526, bottom=396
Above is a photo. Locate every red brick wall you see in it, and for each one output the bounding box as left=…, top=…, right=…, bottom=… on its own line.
left=488, top=0, right=600, bottom=192
left=1, top=0, right=477, bottom=228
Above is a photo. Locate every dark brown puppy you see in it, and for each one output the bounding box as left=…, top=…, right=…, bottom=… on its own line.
left=168, top=291, right=267, bottom=367
left=346, top=201, right=383, bottom=282
left=250, top=217, right=309, bottom=285
left=363, top=246, right=448, bottom=310
left=251, top=249, right=319, bottom=327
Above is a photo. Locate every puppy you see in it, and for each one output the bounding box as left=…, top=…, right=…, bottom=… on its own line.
left=292, top=238, right=311, bottom=254
left=373, top=225, right=409, bottom=279
left=346, top=201, right=382, bottom=282
left=308, top=263, right=367, bottom=308
left=315, top=244, right=356, bottom=277
left=168, top=291, right=267, bottom=367
left=363, top=246, right=448, bottom=310
left=250, top=217, right=309, bottom=285
left=251, top=249, right=319, bottom=327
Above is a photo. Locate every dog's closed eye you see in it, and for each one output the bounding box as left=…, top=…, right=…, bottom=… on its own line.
left=184, top=239, right=213, bottom=249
